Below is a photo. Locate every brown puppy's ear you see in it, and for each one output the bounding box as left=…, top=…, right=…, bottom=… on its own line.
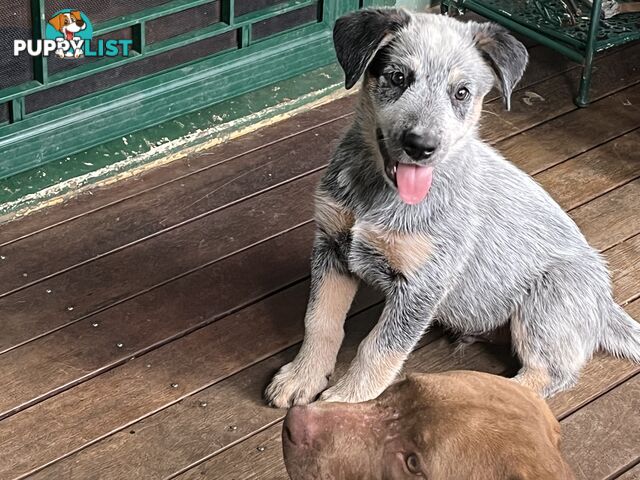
left=471, top=22, right=528, bottom=111
left=71, top=11, right=83, bottom=22
left=506, top=448, right=575, bottom=480
left=49, top=14, right=65, bottom=32
left=558, top=458, right=577, bottom=480
left=333, top=8, right=411, bottom=90
left=540, top=454, right=576, bottom=480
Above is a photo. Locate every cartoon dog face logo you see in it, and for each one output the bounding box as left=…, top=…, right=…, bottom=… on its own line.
left=47, top=10, right=89, bottom=58
left=49, top=11, right=86, bottom=40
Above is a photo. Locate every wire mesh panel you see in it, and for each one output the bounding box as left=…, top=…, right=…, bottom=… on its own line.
left=0, top=0, right=33, bottom=90
left=0, top=0, right=395, bottom=178
left=0, top=102, right=9, bottom=124
left=236, top=0, right=286, bottom=17
left=252, top=3, right=320, bottom=40
left=47, top=27, right=135, bottom=75
left=44, top=0, right=175, bottom=24
left=25, top=29, right=238, bottom=113
left=2, top=0, right=332, bottom=103
left=22, top=0, right=328, bottom=114
left=146, top=2, right=222, bottom=44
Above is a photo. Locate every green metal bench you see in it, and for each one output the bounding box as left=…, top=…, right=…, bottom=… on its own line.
left=441, top=0, right=640, bottom=106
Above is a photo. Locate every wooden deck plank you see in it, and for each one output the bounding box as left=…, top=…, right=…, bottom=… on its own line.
left=572, top=179, right=640, bottom=252
left=171, top=300, right=640, bottom=480
left=0, top=295, right=388, bottom=479
left=0, top=223, right=323, bottom=417
left=607, top=242, right=639, bottom=307
left=562, top=375, right=640, bottom=480
left=535, top=128, right=640, bottom=211
left=0, top=41, right=585, bottom=246
left=477, top=44, right=639, bottom=144
left=0, top=172, right=320, bottom=355
left=0, top=140, right=331, bottom=299
left=501, top=87, right=640, bottom=176
left=175, top=422, right=287, bottom=480
left=0, top=41, right=638, bottom=480
left=11, top=236, right=639, bottom=478
left=617, top=464, right=640, bottom=480
left=609, top=234, right=640, bottom=307
left=176, top=424, right=287, bottom=480
left=0, top=94, right=356, bottom=245
left=1, top=125, right=636, bottom=428
left=0, top=44, right=637, bottom=299
left=1, top=79, right=638, bottom=368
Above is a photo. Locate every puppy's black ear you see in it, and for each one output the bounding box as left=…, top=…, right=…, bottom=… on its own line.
left=472, top=23, right=528, bottom=110
left=333, top=8, right=410, bottom=90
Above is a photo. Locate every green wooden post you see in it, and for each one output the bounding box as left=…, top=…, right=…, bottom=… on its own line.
left=221, top=0, right=235, bottom=25
left=10, top=98, right=25, bottom=123
left=133, top=22, right=147, bottom=54
left=30, top=0, right=48, bottom=84
left=241, top=25, right=251, bottom=47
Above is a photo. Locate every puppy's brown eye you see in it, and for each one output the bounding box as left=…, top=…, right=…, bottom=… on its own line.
left=405, top=453, right=422, bottom=475
left=454, top=86, right=470, bottom=101
left=390, top=71, right=405, bottom=87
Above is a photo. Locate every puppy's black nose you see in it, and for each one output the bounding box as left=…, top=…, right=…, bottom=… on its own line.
left=401, top=131, right=439, bottom=160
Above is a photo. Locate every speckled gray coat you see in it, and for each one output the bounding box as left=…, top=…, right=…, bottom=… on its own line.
left=265, top=9, right=640, bottom=408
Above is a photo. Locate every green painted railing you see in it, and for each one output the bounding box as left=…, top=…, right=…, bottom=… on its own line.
left=0, top=0, right=392, bottom=179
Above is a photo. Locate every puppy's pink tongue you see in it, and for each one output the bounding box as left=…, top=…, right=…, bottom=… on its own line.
left=395, top=164, right=434, bottom=205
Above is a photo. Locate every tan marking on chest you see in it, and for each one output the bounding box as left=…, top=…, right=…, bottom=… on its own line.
left=314, top=192, right=355, bottom=235
left=353, top=223, right=433, bottom=275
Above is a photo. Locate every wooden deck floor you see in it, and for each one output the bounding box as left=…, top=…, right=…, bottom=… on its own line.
left=1, top=39, right=639, bottom=480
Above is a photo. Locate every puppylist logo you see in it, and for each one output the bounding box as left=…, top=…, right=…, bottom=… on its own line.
left=14, top=9, right=132, bottom=59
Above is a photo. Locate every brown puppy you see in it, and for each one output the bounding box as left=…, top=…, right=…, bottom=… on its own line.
left=282, top=371, right=574, bottom=479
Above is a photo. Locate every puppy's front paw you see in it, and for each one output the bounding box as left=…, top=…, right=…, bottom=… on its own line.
left=319, top=384, right=369, bottom=404
left=265, top=361, right=329, bottom=408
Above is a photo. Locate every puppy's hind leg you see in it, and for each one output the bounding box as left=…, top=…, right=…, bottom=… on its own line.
left=510, top=272, right=596, bottom=398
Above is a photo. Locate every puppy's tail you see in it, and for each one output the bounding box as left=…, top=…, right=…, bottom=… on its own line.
left=600, top=303, right=640, bottom=363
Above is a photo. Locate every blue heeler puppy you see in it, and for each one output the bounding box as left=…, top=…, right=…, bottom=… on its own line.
left=265, top=8, right=640, bottom=407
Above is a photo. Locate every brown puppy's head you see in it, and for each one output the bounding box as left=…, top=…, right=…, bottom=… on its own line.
left=282, top=371, right=574, bottom=480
